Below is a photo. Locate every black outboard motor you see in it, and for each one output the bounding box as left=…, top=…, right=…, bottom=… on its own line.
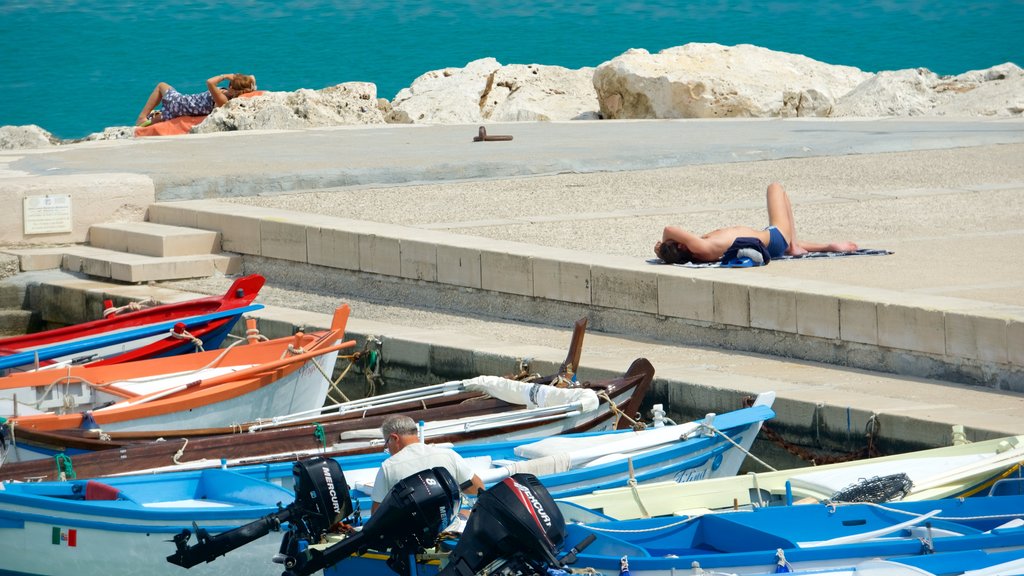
left=167, top=456, right=351, bottom=568
left=439, top=473, right=568, bottom=576
left=281, top=466, right=460, bottom=576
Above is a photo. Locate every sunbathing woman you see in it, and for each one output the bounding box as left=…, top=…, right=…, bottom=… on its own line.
left=655, top=182, right=859, bottom=264
left=135, top=73, right=256, bottom=126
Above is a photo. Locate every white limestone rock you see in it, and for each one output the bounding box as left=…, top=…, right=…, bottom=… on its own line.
left=192, top=82, right=387, bottom=133
left=482, top=64, right=600, bottom=121
left=834, top=62, right=1024, bottom=117
left=0, top=125, right=58, bottom=150
left=593, top=43, right=873, bottom=119
left=391, top=59, right=600, bottom=123
left=391, top=58, right=503, bottom=124
left=81, top=126, right=136, bottom=142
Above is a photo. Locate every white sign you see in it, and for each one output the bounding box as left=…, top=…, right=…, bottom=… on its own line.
left=23, top=194, right=73, bottom=235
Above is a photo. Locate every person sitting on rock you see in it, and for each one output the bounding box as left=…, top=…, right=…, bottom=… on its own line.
left=135, top=73, right=256, bottom=126
left=655, top=182, right=859, bottom=264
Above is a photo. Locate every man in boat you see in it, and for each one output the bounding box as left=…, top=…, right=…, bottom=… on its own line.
left=655, top=182, right=859, bottom=264
left=370, top=415, right=485, bottom=513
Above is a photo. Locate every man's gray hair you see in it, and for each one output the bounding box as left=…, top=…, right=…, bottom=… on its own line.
left=381, top=415, right=418, bottom=439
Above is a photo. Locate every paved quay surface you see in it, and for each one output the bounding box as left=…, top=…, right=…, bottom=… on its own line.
left=4, top=117, right=1024, bottom=450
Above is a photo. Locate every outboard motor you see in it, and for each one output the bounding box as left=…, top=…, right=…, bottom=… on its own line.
left=282, top=466, right=460, bottom=576
left=439, top=473, right=570, bottom=576
left=167, top=456, right=351, bottom=568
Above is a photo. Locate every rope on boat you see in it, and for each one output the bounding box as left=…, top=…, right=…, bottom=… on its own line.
left=103, top=298, right=156, bottom=317
left=55, top=452, right=75, bottom=481
left=577, top=515, right=698, bottom=534
left=308, top=351, right=356, bottom=404
left=626, top=457, right=652, bottom=519
left=0, top=419, right=15, bottom=468
left=745, top=395, right=882, bottom=465
left=359, top=337, right=385, bottom=398
left=596, top=391, right=646, bottom=431
left=313, top=423, right=327, bottom=451
left=169, top=327, right=204, bottom=351
left=173, top=438, right=189, bottom=464
left=700, top=423, right=777, bottom=472
left=839, top=500, right=1024, bottom=523
left=829, top=473, right=914, bottom=503
left=775, top=549, right=794, bottom=572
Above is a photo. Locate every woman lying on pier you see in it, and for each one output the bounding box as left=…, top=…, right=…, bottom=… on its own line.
left=654, top=182, right=859, bottom=265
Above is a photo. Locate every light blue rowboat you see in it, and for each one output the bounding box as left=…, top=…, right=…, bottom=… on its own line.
left=307, top=480, right=1024, bottom=576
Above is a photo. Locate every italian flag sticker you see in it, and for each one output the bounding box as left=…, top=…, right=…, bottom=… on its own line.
left=52, top=527, right=77, bottom=547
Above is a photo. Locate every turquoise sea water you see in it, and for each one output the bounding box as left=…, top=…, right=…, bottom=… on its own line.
left=1, top=1, right=1021, bottom=139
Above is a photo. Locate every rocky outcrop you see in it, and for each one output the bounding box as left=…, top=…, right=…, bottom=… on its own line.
left=391, top=58, right=600, bottom=123
left=2, top=44, right=1020, bottom=150
left=483, top=64, right=600, bottom=121
left=193, top=82, right=387, bottom=133
left=392, top=58, right=502, bottom=124
left=593, top=43, right=873, bottom=119
left=834, top=63, right=1024, bottom=117
left=0, top=125, right=58, bottom=150
left=80, top=126, right=136, bottom=142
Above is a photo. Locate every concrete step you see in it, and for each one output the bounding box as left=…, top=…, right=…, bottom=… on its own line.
left=88, top=222, right=220, bottom=257
left=2, top=247, right=65, bottom=271
left=60, top=245, right=240, bottom=283
left=0, top=283, right=23, bottom=308
left=0, top=309, right=37, bottom=336
left=4, top=243, right=241, bottom=284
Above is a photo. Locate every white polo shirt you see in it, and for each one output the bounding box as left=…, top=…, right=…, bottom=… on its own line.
left=370, top=442, right=475, bottom=503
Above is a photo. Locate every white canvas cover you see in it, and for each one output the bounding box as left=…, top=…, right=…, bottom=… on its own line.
left=463, top=375, right=599, bottom=413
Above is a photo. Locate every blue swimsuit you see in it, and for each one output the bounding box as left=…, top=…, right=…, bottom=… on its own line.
left=764, top=225, right=789, bottom=258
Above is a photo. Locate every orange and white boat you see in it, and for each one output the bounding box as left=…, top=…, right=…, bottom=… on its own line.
left=2, top=305, right=354, bottom=460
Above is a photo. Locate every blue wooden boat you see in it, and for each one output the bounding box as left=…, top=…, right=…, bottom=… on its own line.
left=299, top=477, right=1024, bottom=576
left=0, top=396, right=775, bottom=576
left=156, top=465, right=1024, bottom=576
left=552, top=489, right=1024, bottom=575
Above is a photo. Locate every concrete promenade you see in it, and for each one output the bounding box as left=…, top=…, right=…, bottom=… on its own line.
left=2, top=117, right=1024, bottom=454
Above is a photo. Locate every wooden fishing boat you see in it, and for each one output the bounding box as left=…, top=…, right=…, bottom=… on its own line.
left=562, top=433, right=1024, bottom=520
left=0, top=305, right=354, bottom=464
left=4, top=317, right=592, bottom=450
left=0, top=318, right=653, bottom=481
left=1, top=358, right=654, bottom=480
left=0, top=274, right=265, bottom=374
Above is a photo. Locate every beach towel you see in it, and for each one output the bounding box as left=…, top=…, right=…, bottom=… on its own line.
left=134, top=90, right=266, bottom=138
left=134, top=115, right=206, bottom=137
left=648, top=248, right=893, bottom=268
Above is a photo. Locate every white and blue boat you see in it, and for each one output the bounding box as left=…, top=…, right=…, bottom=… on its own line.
left=194, top=390, right=775, bottom=509
left=0, top=466, right=293, bottom=576
left=275, top=472, right=1024, bottom=576
left=552, top=489, right=1024, bottom=576
left=0, top=395, right=775, bottom=576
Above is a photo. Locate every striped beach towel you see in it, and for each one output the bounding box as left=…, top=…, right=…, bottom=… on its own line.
left=648, top=248, right=893, bottom=268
